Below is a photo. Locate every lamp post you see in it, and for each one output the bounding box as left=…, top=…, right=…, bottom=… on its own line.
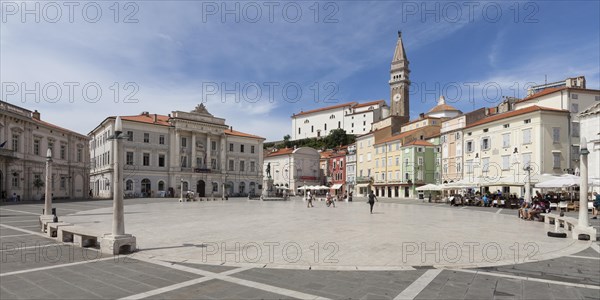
left=100, top=116, right=136, bottom=255
left=179, top=178, right=184, bottom=202
left=578, top=137, right=590, bottom=228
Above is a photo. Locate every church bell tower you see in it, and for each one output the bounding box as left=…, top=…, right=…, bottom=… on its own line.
left=389, top=31, right=410, bottom=119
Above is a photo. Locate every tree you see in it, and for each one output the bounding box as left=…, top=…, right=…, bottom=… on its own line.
left=33, top=178, right=44, bottom=194
left=283, top=134, right=292, bottom=148
left=325, top=129, right=350, bottom=149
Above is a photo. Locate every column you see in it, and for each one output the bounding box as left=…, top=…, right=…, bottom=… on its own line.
left=174, top=130, right=181, bottom=168
left=191, top=133, right=197, bottom=168
left=206, top=135, right=211, bottom=169
left=220, top=136, right=226, bottom=172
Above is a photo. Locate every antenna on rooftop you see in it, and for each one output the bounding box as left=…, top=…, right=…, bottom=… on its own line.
left=545, top=75, right=547, bottom=85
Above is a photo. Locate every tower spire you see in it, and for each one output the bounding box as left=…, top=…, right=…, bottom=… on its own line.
left=389, top=31, right=410, bottom=121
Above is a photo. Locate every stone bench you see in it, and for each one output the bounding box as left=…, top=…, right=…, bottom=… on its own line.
left=58, top=225, right=106, bottom=248
left=46, top=222, right=72, bottom=238
left=541, top=213, right=597, bottom=240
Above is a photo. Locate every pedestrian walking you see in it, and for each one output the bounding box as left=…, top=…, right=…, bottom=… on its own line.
left=592, top=192, right=600, bottom=219
left=368, top=190, right=378, bottom=214
left=307, top=190, right=314, bottom=208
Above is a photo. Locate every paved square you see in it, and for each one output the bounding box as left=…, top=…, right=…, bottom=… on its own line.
left=1, top=198, right=599, bottom=299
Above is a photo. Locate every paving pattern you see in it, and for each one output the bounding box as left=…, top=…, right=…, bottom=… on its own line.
left=1, top=197, right=599, bottom=299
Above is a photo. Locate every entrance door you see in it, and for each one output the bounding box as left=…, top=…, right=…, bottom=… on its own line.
left=196, top=180, right=206, bottom=197
left=141, top=179, right=151, bottom=197
left=387, top=187, right=392, bottom=198
left=404, top=187, right=409, bottom=197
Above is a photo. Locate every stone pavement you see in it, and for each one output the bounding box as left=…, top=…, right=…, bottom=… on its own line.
left=1, top=198, right=599, bottom=299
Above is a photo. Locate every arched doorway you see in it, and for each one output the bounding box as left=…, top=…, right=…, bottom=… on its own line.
left=226, top=181, right=234, bottom=196
left=141, top=179, right=151, bottom=197
left=249, top=182, right=256, bottom=197
left=239, top=182, right=246, bottom=195
left=196, top=180, right=205, bottom=197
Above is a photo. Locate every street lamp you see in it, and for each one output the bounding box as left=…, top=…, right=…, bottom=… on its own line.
left=179, top=178, right=185, bottom=202
left=39, top=149, right=55, bottom=231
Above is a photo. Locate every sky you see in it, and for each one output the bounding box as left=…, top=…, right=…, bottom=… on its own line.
left=1, top=1, right=599, bottom=141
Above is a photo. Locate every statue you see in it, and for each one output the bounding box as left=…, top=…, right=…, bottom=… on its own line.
left=192, top=103, right=211, bottom=115
left=266, top=163, right=271, bottom=178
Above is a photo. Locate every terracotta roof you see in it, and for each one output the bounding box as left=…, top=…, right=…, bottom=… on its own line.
left=266, top=147, right=295, bottom=157
left=292, top=102, right=357, bottom=117
left=404, top=140, right=434, bottom=147
left=374, top=127, right=421, bottom=145
left=428, top=103, right=461, bottom=113
left=224, top=128, right=265, bottom=140
left=118, top=114, right=171, bottom=126
left=354, top=100, right=386, bottom=108
left=320, top=150, right=335, bottom=159
left=31, top=118, right=88, bottom=138
left=516, top=87, right=567, bottom=103
left=465, top=105, right=568, bottom=129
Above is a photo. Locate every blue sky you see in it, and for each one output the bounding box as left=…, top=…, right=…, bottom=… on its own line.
left=1, top=1, right=599, bottom=141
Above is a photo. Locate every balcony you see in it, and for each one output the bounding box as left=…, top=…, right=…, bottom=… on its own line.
left=0, top=148, right=16, bottom=159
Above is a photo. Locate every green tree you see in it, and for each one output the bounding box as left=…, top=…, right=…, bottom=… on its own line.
left=33, top=178, right=44, bottom=193
left=325, top=129, right=349, bottom=148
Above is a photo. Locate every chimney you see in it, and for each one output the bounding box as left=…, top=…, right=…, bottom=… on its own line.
left=154, top=114, right=158, bottom=123
left=419, top=113, right=425, bottom=119
left=32, top=110, right=40, bottom=120
left=230, top=126, right=233, bottom=131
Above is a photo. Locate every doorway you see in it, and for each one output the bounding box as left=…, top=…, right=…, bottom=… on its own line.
left=404, top=187, right=409, bottom=198
left=196, top=180, right=206, bottom=197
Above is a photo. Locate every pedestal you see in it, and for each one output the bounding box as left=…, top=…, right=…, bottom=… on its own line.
left=39, top=215, right=55, bottom=233
left=261, top=178, right=274, bottom=198
left=100, top=234, right=137, bottom=255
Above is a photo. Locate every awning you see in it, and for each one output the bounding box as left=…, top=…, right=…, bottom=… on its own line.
left=356, top=183, right=370, bottom=188
left=331, top=184, right=343, bottom=189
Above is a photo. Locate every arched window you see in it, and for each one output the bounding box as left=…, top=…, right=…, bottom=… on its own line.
left=329, top=114, right=335, bottom=119
left=126, top=180, right=133, bottom=191
left=239, top=182, right=246, bottom=194
left=158, top=181, right=165, bottom=191
left=212, top=182, right=218, bottom=192
left=304, top=119, right=309, bottom=124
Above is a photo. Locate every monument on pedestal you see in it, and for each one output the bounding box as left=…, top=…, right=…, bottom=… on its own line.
left=260, top=163, right=286, bottom=201
left=100, top=116, right=137, bottom=254
left=574, top=137, right=597, bottom=240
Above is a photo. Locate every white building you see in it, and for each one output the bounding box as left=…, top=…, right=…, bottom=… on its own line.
left=0, top=101, right=89, bottom=201
left=89, top=104, right=264, bottom=199
left=290, top=100, right=389, bottom=140
left=462, top=105, right=571, bottom=196
left=514, top=77, right=600, bottom=172
left=263, top=147, right=321, bottom=195
left=579, top=102, right=600, bottom=193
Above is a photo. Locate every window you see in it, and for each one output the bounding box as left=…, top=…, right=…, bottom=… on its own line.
left=456, top=163, right=461, bottom=172
left=298, top=128, right=301, bottom=134
left=553, top=153, right=561, bottom=169
left=482, top=158, right=490, bottom=172
left=77, top=148, right=82, bottom=162
left=522, top=129, right=531, bottom=144
left=571, top=93, right=578, bottom=99
left=33, top=139, right=40, bottom=155
left=338, top=121, right=341, bottom=128
left=481, top=138, right=490, bottom=151
left=466, top=159, right=473, bottom=174
left=126, top=180, right=133, bottom=191
left=127, top=131, right=133, bottom=141
left=502, top=133, right=510, bottom=148
left=359, top=155, right=363, bottom=163
left=158, top=154, right=165, bottom=167
left=503, top=124, right=510, bottom=128
left=466, top=141, right=473, bottom=152
left=126, top=152, right=134, bottom=165
left=311, top=126, right=314, bottom=133
left=12, top=134, right=19, bottom=151
left=524, top=119, right=531, bottom=124
left=181, top=137, right=187, bottom=148
left=572, top=145, right=580, bottom=157
left=143, top=153, right=150, bottom=166
left=552, top=128, right=560, bottom=143
left=12, top=173, right=19, bottom=188
left=455, top=132, right=461, bottom=139
left=251, top=145, right=255, bottom=153
left=502, top=155, right=510, bottom=170
left=417, top=147, right=423, bottom=153
left=181, top=156, right=187, bottom=167
left=367, top=153, right=371, bottom=161
left=212, top=182, right=219, bottom=192
left=572, top=122, right=580, bottom=137
left=571, top=103, right=579, bottom=113
left=229, top=143, right=234, bottom=152
left=240, top=145, right=245, bottom=153
left=144, top=133, right=149, bottom=143
left=456, top=144, right=462, bottom=156
left=250, top=161, right=255, bottom=172
left=522, top=153, right=532, bottom=168
left=212, top=141, right=217, bottom=151
left=388, top=157, right=392, bottom=166
left=60, top=145, right=66, bottom=160
left=158, top=181, right=165, bottom=191
left=405, top=173, right=410, bottom=180
left=375, top=159, right=379, bottom=168
left=229, top=160, right=234, bottom=171
left=240, top=161, right=245, bottom=172
left=324, top=123, right=327, bottom=130
left=60, top=177, right=66, bottom=189
left=211, top=158, right=217, bottom=169
left=395, top=156, right=400, bottom=166
left=159, top=135, right=165, bottom=145
left=483, top=129, right=489, bottom=133
left=418, top=157, right=423, bottom=166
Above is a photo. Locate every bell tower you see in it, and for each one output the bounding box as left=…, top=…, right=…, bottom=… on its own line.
left=390, top=31, right=410, bottom=119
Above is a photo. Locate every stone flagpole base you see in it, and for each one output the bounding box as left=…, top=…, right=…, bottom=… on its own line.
left=100, top=234, right=137, bottom=255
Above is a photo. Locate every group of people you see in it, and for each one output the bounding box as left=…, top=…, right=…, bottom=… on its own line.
left=305, top=190, right=378, bottom=214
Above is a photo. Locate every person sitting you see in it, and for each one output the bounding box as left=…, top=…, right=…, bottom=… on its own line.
left=528, top=201, right=543, bottom=221
left=518, top=202, right=530, bottom=219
